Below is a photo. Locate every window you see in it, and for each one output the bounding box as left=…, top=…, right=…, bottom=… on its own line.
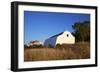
left=67, top=34, right=69, bottom=37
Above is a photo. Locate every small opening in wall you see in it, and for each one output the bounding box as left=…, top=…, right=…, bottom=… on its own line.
left=67, top=34, right=69, bottom=37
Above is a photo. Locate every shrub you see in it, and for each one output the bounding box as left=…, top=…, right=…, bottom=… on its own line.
left=24, top=45, right=28, bottom=48
left=55, top=44, right=62, bottom=49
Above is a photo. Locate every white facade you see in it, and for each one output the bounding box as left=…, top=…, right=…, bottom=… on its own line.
left=44, top=31, right=75, bottom=47
left=27, top=40, right=43, bottom=47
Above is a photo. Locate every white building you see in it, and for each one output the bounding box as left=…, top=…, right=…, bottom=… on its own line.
left=44, top=31, right=75, bottom=47
left=27, top=40, right=43, bottom=47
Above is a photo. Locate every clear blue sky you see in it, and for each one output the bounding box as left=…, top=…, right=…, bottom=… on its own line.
left=24, top=11, right=90, bottom=44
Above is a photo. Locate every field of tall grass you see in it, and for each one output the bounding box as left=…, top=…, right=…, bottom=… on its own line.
left=24, top=42, right=90, bottom=61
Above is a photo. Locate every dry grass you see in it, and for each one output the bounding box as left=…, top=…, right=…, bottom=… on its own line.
left=24, top=42, right=90, bottom=61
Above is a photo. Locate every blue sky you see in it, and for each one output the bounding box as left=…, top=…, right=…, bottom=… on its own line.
left=24, top=11, right=90, bottom=44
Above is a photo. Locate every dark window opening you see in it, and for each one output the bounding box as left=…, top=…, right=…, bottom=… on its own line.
left=67, top=34, right=69, bottom=37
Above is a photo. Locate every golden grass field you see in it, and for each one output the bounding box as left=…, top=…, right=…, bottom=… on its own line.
left=24, top=42, right=90, bottom=61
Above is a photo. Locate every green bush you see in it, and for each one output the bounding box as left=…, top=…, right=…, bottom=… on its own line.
left=55, top=44, right=62, bottom=49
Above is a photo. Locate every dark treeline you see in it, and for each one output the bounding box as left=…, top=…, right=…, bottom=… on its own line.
left=72, top=21, right=90, bottom=42
left=24, top=44, right=44, bottom=49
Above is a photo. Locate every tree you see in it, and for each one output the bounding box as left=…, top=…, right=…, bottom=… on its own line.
left=72, top=21, right=90, bottom=42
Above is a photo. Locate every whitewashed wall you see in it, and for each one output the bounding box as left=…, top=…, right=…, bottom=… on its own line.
left=56, top=31, right=75, bottom=44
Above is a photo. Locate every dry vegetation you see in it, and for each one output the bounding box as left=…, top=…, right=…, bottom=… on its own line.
left=24, top=42, right=90, bottom=61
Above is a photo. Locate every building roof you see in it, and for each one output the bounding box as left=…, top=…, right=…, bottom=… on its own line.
left=49, top=31, right=73, bottom=39
left=49, top=32, right=63, bottom=38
